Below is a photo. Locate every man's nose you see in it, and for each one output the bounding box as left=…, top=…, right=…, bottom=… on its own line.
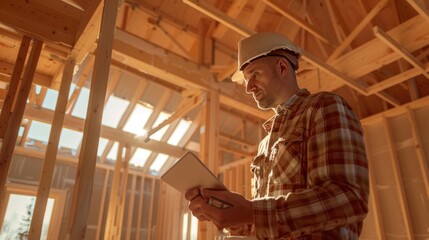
left=245, top=79, right=254, bottom=94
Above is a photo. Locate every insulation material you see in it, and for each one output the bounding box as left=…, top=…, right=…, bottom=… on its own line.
left=361, top=105, right=429, bottom=239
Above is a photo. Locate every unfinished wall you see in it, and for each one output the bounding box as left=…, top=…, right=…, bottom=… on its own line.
left=360, top=101, right=429, bottom=239
left=3, top=154, right=159, bottom=239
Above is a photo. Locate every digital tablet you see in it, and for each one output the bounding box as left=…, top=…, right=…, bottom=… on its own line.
left=160, top=151, right=228, bottom=193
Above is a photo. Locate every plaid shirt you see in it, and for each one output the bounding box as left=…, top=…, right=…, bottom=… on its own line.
left=230, top=89, right=369, bottom=239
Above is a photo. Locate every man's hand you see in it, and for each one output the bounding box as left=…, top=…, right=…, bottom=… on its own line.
left=185, top=188, right=254, bottom=229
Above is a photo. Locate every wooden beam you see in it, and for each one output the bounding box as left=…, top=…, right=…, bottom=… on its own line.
left=146, top=90, right=203, bottom=140
left=71, top=0, right=103, bottom=64
left=23, top=103, right=186, bottom=158
left=212, top=0, right=248, bottom=39
left=374, top=26, right=429, bottom=79
left=183, top=0, right=255, bottom=37
left=112, top=29, right=270, bottom=120
left=148, top=18, right=191, bottom=59
left=0, top=61, right=53, bottom=88
left=67, top=0, right=120, bottom=238
left=262, top=0, right=337, bottom=47
left=305, top=15, right=429, bottom=92
left=327, top=0, right=389, bottom=62
left=0, top=38, right=43, bottom=213
left=0, top=0, right=76, bottom=46
left=366, top=62, right=429, bottom=95
left=28, top=58, right=76, bottom=240
left=406, top=0, right=429, bottom=23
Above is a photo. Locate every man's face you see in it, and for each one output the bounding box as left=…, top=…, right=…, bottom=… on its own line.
left=242, top=57, right=287, bottom=110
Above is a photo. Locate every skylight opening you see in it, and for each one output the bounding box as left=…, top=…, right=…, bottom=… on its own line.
left=27, top=121, right=51, bottom=143
left=42, top=84, right=76, bottom=111
left=149, top=153, right=169, bottom=172
left=97, top=138, right=109, bottom=157
left=123, top=103, right=154, bottom=136
left=42, top=89, right=58, bottom=110
left=167, top=119, right=192, bottom=146
left=59, top=128, right=83, bottom=150
left=35, top=85, right=42, bottom=94
left=149, top=112, right=171, bottom=141
left=102, top=95, right=130, bottom=128
left=71, top=87, right=90, bottom=119
left=106, top=142, right=119, bottom=161
left=129, top=148, right=151, bottom=168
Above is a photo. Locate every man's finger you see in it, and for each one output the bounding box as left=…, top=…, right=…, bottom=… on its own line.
left=185, top=187, right=200, bottom=201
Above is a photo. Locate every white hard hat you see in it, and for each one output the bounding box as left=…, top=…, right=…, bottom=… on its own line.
left=231, top=32, right=303, bottom=84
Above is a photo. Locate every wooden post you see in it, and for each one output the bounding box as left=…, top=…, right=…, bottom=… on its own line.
left=0, top=38, right=43, bottom=212
left=67, top=0, right=120, bottom=238
left=104, top=144, right=124, bottom=240
left=198, top=90, right=220, bottom=239
left=28, top=57, right=76, bottom=240
left=95, top=169, right=110, bottom=240
left=135, top=175, right=146, bottom=240
left=362, top=126, right=386, bottom=240
left=0, top=35, right=31, bottom=138
left=382, top=117, right=414, bottom=239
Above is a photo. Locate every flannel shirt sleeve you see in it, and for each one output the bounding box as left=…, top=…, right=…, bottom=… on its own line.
left=252, top=94, right=369, bottom=239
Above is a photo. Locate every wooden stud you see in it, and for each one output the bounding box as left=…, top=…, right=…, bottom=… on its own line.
left=382, top=117, right=414, bottom=239
left=362, top=127, right=386, bottom=240
left=28, top=58, right=76, bottom=240
left=0, top=35, right=31, bottom=138
left=146, top=179, right=156, bottom=239
left=95, top=169, right=110, bottom=240
left=405, top=108, right=429, bottom=199
left=67, top=0, right=120, bottom=238
left=104, top=143, right=124, bottom=239
left=125, top=174, right=137, bottom=240
left=135, top=175, right=146, bottom=240
left=0, top=38, right=43, bottom=212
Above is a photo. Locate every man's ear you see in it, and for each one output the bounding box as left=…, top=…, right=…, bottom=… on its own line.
left=277, top=58, right=289, bottom=77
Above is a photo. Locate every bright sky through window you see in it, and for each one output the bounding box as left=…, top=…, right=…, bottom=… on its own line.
left=59, top=128, right=83, bottom=150
left=0, top=194, right=54, bottom=240
left=71, top=87, right=90, bottom=119
left=42, top=88, right=58, bottom=110
left=42, top=84, right=76, bottom=110
left=129, top=148, right=151, bottom=167
left=97, top=138, right=109, bottom=157
left=167, top=119, right=191, bottom=146
left=149, top=153, right=169, bottom=172
left=123, top=103, right=153, bottom=136
left=106, top=142, right=119, bottom=161
left=149, top=112, right=170, bottom=141
left=27, top=121, right=51, bottom=143
left=35, top=84, right=42, bottom=94
left=102, top=96, right=130, bottom=128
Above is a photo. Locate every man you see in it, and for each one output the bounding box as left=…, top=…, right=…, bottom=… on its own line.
left=185, top=32, right=369, bottom=239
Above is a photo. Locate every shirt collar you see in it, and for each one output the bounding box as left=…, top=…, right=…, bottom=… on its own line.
left=262, top=88, right=311, bottom=133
